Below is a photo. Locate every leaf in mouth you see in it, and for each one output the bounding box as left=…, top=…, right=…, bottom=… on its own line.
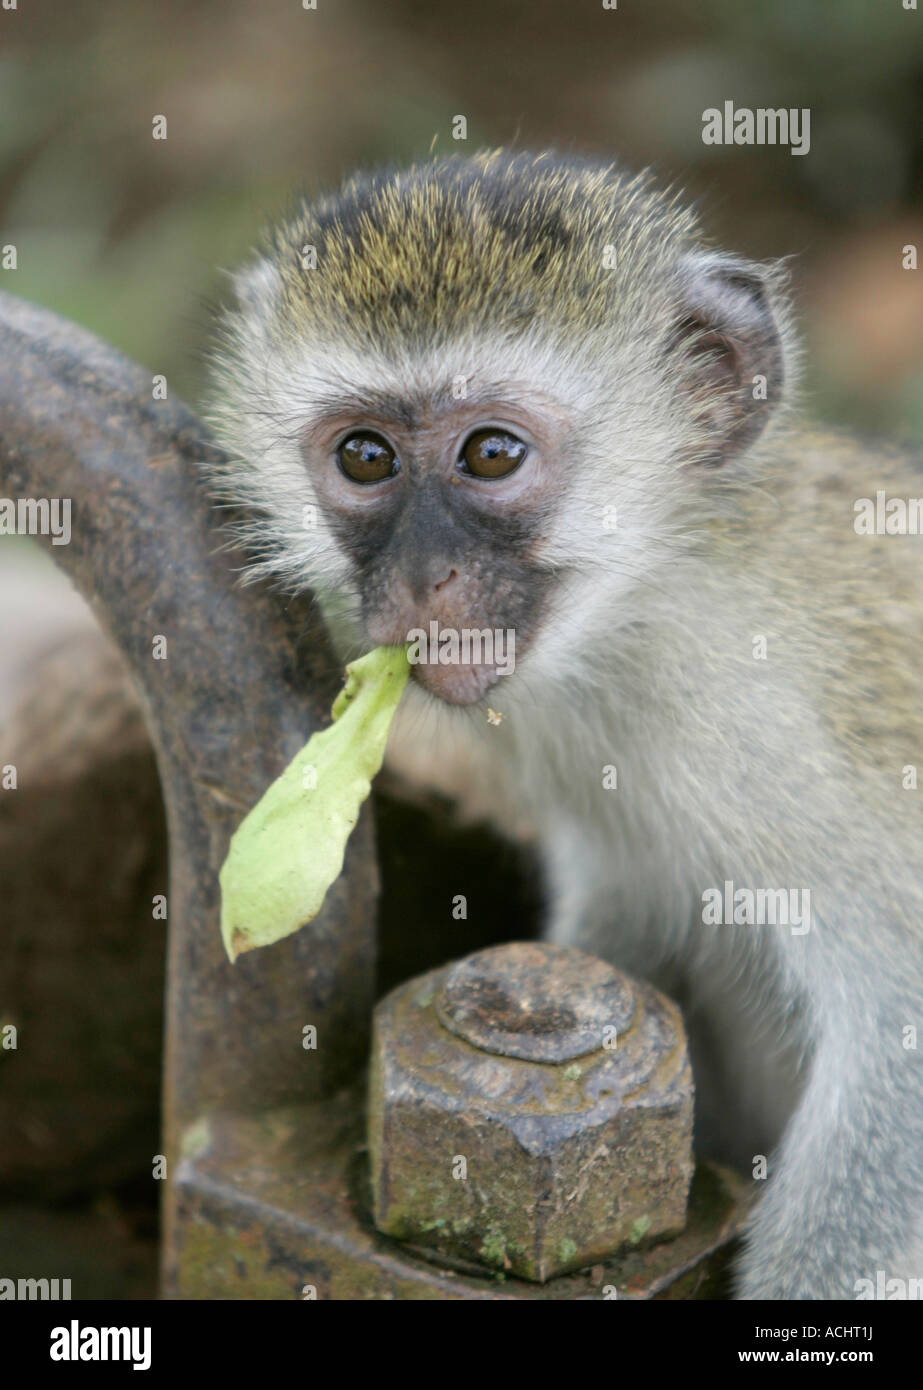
left=219, top=644, right=411, bottom=962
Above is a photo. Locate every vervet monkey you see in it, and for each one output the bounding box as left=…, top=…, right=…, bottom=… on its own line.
left=205, top=150, right=923, bottom=1300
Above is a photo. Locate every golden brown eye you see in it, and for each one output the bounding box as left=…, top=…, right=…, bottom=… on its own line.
left=459, top=429, right=528, bottom=479
left=337, top=432, right=399, bottom=483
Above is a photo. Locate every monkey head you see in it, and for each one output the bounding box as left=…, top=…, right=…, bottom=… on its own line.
left=206, top=151, right=792, bottom=707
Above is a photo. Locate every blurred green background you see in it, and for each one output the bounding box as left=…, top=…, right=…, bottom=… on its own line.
left=2, top=0, right=922, bottom=439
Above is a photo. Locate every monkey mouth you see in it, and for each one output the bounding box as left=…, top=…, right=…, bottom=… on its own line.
left=364, top=612, right=516, bottom=705
left=410, top=659, right=502, bottom=705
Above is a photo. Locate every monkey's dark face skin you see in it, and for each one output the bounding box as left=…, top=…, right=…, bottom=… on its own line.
left=301, top=393, right=566, bottom=703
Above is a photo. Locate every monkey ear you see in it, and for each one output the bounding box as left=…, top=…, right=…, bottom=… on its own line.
left=231, top=256, right=283, bottom=331
left=671, top=253, right=786, bottom=466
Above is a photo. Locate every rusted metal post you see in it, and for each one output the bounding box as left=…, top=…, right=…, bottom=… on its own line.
left=0, top=292, right=378, bottom=1285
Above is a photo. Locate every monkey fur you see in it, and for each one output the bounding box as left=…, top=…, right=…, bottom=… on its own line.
left=205, top=150, right=923, bottom=1300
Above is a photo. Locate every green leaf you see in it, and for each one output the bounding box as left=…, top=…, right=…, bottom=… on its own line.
left=219, top=645, right=411, bottom=962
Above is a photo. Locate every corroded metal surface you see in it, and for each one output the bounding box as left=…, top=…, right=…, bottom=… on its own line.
left=369, top=944, right=695, bottom=1282
left=0, top=294, right=378, bottom=1246
left=436, top=941, right=636, bottom=1062
left=173, top=1098, right=748, bottom=1299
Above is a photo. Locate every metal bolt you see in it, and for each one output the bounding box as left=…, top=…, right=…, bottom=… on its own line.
left=368, top=941, right=695, bottom=1282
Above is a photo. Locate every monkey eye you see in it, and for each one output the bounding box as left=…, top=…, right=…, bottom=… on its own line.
left=337, top=432, right=399, bottom=484
left=459, top=429, right=528, bottom=479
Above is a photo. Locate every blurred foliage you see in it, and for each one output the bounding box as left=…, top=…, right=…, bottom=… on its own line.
left=0, top=0, right=921, bottom=440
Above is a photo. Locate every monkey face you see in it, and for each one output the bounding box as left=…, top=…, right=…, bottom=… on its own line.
left=206, top=155, right=789, bottom=713
left=300, top=393, right=566, bottom=705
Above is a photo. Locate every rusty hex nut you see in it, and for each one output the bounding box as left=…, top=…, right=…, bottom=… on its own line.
left=367, top=942, right=694, bottom=1282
